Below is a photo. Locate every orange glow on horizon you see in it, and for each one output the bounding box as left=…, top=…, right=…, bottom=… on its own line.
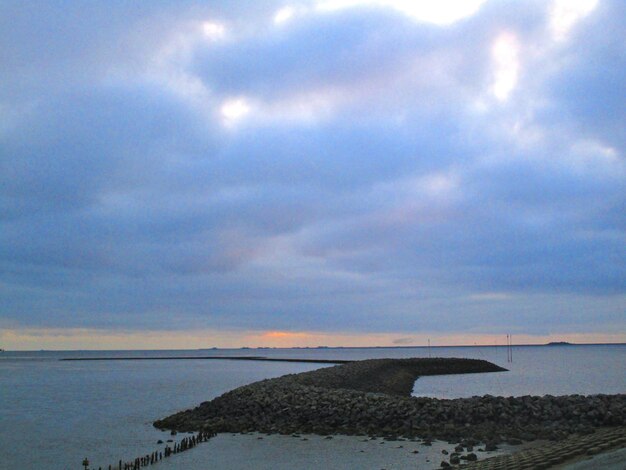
left=262, top=331, right=311, bottom=338
left=0, top=327, right=624, bottom=351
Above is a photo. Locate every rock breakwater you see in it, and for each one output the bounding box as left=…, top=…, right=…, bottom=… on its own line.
left=154, top=358, right=625, bottom=444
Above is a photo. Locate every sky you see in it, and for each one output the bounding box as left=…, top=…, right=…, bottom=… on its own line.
left=1, top=0, right=624, bottom=350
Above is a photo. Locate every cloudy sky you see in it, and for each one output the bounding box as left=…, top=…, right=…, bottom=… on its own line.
left=1, top=0, right=624, bottom=349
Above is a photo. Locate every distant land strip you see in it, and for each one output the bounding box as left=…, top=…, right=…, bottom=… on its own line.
left=60, top=356, right=352, bottom=364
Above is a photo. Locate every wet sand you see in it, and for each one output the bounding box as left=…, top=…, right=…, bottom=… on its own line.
left=142, top=431, right=517, bottom=470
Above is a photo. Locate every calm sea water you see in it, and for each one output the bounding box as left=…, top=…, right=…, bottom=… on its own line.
left=1, top=345, right=624, bottom=469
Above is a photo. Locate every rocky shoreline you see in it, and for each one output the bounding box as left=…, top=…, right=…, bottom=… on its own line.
left=154, top=358, right=626, bottom=445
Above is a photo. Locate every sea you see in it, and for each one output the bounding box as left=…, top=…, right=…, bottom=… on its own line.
left=1, top=344, right=624, bottom=470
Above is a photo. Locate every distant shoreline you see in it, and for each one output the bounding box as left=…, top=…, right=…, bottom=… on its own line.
left=4, top=342, right=625, bottom=353
left=60, top=356, right=351, bottom=364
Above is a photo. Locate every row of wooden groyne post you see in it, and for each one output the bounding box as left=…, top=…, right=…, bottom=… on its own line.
left=83, top=429, right=216, bottom=470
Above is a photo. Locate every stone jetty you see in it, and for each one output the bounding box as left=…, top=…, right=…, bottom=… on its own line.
left=152, top=358, right=626, bottom=466
left=154, top=358, right=626, bottom=468
left=154, top=358, right=625, bottom=444
left=154, top=358, right=626, bottom=445
left=154, top=358, right=626, bottom=444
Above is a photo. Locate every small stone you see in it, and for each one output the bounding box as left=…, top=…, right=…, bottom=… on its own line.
left=440, top=461, right=451, bottom=468
left=485, top=442, right=498, bottom=451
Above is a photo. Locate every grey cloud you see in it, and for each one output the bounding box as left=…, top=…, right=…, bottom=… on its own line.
left=1, top=83, right=218, bottom=217
left=298, top=144, right=625, bottom=295
left=0, top=0, right=624, bottom=335
left=543, top=0, right=626, bottom=153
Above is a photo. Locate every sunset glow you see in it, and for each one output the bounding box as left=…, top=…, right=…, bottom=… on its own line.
left=2, top=327, right=624, bottom=351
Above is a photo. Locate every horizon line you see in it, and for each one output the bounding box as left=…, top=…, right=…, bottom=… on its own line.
left=3, top=341, right=625, bottom=352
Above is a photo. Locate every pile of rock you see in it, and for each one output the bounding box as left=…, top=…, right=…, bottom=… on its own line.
left=286, top=358, right=508, bottom=396
left=154, top=358, right=625, bottom=445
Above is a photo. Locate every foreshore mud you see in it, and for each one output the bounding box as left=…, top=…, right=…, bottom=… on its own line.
left=155, top=358, right=626, bottom=445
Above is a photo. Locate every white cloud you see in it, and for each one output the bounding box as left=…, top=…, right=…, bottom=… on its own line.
left=566, top=140, right=624, bottom=175
left=220, top=97, right=252, bottom=124
left=274, top=6, right=296, bottom=24
left=491, top=32, right=520, bottom=101
left=315, top=0, right=487, bottom=25
left=550, top=0, right=598, bottom=41
left=202, top=21, right=226, bottom=40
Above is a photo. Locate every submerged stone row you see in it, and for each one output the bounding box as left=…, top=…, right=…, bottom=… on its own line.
left=91, top=430, right=216, bottom=470
left=154, top=358, right=626, bottom=445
